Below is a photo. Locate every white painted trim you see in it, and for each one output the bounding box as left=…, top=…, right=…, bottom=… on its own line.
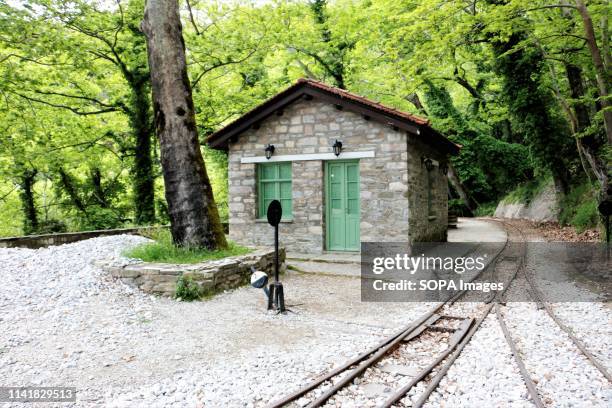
left=240, top=151, right=375, bottom=164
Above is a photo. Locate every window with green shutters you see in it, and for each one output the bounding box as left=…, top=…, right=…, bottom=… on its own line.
left=257, top=162, right=292, bottom=219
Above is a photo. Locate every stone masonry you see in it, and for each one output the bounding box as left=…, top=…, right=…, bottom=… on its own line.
left=227, top=99, right=448, bottom=253
left=98, top=248, right=285, bottom=297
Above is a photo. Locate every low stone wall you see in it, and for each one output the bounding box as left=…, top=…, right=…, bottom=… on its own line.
left=0, top=224, right=228, bottom=249
left=0, top=227, right=159, bottom=249
left=97, top=248, right=285, bottom=297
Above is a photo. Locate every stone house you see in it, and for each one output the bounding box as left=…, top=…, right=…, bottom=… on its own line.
left=207, top=79, right=459, bottom=254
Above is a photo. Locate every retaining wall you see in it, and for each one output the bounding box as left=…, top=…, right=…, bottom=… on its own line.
left=0, top=224, right=229, bottom=249
left=96, top=248, right=286, bottom=297
left=494, top=181, right=558, bottom=222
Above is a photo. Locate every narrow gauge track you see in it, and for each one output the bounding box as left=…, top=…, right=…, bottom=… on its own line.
left=494, top=220, right=611, bottom=408
left=268, top=224, right=528, bottom=408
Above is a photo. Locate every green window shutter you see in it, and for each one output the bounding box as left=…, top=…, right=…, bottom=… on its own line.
left=258, top=162, right=292, bottom=219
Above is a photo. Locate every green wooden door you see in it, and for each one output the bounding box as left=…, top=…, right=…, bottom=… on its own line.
left=326, top=160, right=360, bottom=251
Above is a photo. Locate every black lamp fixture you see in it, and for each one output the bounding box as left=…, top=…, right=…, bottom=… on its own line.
left=264, top=144, right=275, bottom=160
left=422, top=157, right=434, bottom=171
left=332, top=139, right=343, bottom=156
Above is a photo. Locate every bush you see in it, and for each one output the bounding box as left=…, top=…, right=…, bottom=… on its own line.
left=77, top=206, right=125, bottom=231
left=448, top=198, right=472, bottom=217
left=474, top=202, right=497, bottom=217
left=501, top=177, right=549, bottom=205
left=559, top=181, right=599, bottom=233
left=123, top=229, right=250, bottom=264
left=35, top=219, right=68, bottom=234
left=175, top=275, right=201, bottom=301
left=571, top=200, right=598, bottom=233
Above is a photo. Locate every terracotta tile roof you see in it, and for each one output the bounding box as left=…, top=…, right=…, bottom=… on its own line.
left=295, top=78, right=430, bottom=126
left=207, top=78, right=459, bottom=154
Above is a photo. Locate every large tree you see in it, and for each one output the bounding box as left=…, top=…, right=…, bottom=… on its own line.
left=141, top=0, right=226, bottom=249
left=2, top=0, right=156, bottom=225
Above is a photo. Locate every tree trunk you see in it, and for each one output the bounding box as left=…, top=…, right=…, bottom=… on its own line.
left=404, top=93, right=428, bottom=116
left=575, top=0, right=612, bottom=145
left=565, top=64, right=610, bottom=197
left=310, top=0, right=346, bottom=89
left=601, top=14, right=610, bottom=69
left=447, top=163, right=476, bottom=215
left=565, top=64, right=592, bottom=133
left=90, top=168, right=109, bottom=208
left=59, top=168, right=87, bottom=214
left=130, top=82, right=156, bottom=224
left=19, top=169, right=38, bottom=235
left=141, top=0, right=227, bottom=249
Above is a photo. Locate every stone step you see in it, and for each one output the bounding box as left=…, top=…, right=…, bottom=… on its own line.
left=288, top=260, right=361, bottom=277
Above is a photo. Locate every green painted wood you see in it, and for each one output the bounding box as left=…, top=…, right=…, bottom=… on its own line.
left=325, top=160, right=360, bottom=251
left=258, top=162, right=292, bottom=218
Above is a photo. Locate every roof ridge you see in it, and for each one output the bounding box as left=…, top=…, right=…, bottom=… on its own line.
left=295, top=78, right=429, bottom=125
left=207, top=77, right=458, bottom=154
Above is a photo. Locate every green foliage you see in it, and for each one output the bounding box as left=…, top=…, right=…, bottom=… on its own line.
left=0, top=0, right=607, bottom=237
left=559, top=182, right=599, bottom=232
left=501, top=177, right=550, bottom=205
left=203, top=146, right=229, bottom=223
left=0, top=186, right=23, bottom=237
left=486, top=14, right=576, bottom=191
left=76, top=206, right=126, bottom=231
left=570, top=201, right=599, bottom=233
left=474, top=203, right=497, bottom=217
left=448, top=199, right=465, bottom=213
left=423, top=80, right=533, bottom=204
left=174, top=276, right=201, bottom=301
left=124, top=230, right=249, bottom=264
left=36, top=219, right=68, bottom=235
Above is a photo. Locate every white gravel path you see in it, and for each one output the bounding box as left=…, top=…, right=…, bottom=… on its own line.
left=1, top=231, right=609, bottom=407
left=0, top=235, right=432, bottom=407
left=423, top=313, right=532, bottom=408
left=501, top=301, right=610, bottom=407
left=550, top=301, right=612, bottom=374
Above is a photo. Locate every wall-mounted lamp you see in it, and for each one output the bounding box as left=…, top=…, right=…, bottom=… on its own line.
left=422, top=157, right=434, bottom=171
left=440, top=162, right=448, bottom=175
left=332, top=139, right=343, bottom=156
left=264, top=144, right=275, bottom=160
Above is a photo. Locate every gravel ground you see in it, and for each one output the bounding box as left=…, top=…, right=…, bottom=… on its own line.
left=549, top=301, right=612, bottom=373
left=1, top=222, right=609, bottom=407
left=423, top=313, right=532, bottom=408
left=500, top=301, right=610, bottom=407
left=0, top=235, right=432, bottom=407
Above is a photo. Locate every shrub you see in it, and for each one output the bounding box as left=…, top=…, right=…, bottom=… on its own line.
left=175, top=275, right=201, bottom=301
left=474, top=202, right=497, bottom=217
left=571, top=200, right=598, bottom=233
left=78, top=206, right=125, bottom=231
left=501, top=176, right=549, bottom=205
left=559, top=181, right=599, bottom=232
left=36, top=219, right=68, bottom=234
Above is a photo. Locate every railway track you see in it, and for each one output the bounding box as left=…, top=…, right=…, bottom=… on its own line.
left=268, top=225, right=527, bottom=408
left=494, top=220, right=611, bottom=407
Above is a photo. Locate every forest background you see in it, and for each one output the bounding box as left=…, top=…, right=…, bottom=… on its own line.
left=0, top=0, right=609, bottom=237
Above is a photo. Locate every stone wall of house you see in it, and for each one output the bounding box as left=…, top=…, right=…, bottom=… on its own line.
left=97, top=248, right=285, bottom=297
left=406, top=137, right=449, bottom=242
left=228, top=99, right=449, bottom=253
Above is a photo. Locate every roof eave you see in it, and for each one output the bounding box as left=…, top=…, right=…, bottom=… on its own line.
left=206, top=79, right=460, bottom=155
